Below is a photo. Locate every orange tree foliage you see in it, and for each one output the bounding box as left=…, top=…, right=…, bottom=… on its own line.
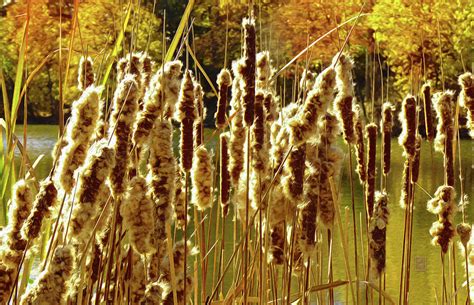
left=0, top=0, right=161, bottom=121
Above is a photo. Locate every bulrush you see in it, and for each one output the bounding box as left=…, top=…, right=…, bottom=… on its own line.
left=381, top=102, right=394, bottom=176
left=2, top=180, right=35, bottom=256
left=427, top=185, right=457, bottom=253
left=411, top=135, right=422, bottom=183
left=267, top=185, right=287, bottom=265
left=282, top=144, right=306, bottom=203
left=459, top=72, right=474, bottom=138
left=176, top=70, right=197, bottom=172
left=219, top=133, right=231, bottom=217
left=133, top=60, right=182, bottom=148
left=297, top=164, right=318, bottom=256
left=398, top=95, right=417, bottom=159
left=242, top=17, right=256, bottom=127
left=20, top=245, right=74, bottom=305
left=354, top=105, right=367, bottom=184
left=173, top=167, right=187, bottom=229
left=116, top=53, right=144, bottom=91
left=288, top=66, right=336, bottom=146
left=366, top=123, right=378, bottom=217
left=191, top=145, right=214, bottom=210
left=229, top=60, right=246, bottom=186
left=369, top=191, right=389, bottom=277
left=108, top=74, right=140, bottom=197
left=69, top=140, right=115, bottom=245
left=433, top=91, right=455, bottom=187
left=256, top=51, right=273, bottom=90
left=457, top=223, right=472, bottom=248
left=120, top=176, right=156, bottom=255
left=421, top=83, right=435, bottom=141
left=55, top=85, right=101, bottom=193
left=21, top=179, right=57, bottom=242
left=193, top=82, right=206, bottom=147
left=299, top=69, right=316, bottom=99
left=263, top=91, right=278, bottom=122
left=143, top=281, right=163, bottom=305
left=215, top=68, right=232, bottom=129
left=140, top=53, right=153, bottom=94
left=130, top=254, right=147, bottom=304
left=77, top=56, right=95, bottom=91
left=400, top=160, right=410, bottom=209
left=333, top=53, right=356, bottom=144
left=147, top=119, right=176, bottom=279
left=162, top=275, right=193, bottom=305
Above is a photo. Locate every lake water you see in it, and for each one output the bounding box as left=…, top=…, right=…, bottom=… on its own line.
left=6, top=125, right=474, bottom=304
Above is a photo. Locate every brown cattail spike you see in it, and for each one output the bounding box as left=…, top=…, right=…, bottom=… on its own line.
left=220, top=133, right=231, bottom=217
left=215, top=68, right=232, bottom=129
left=369, top=191, right=389, bottom=277
left=459, top=72, right=474, bottom=138
left=177, top=70, right=197, bottom=172
left=398, top=95, right=417, bottom=159
left=421, top=83, right=435, bottom=141
left=427, top=185, right=457, bottom=253
left=194, top=82, right=206, bottom=147
left=366, top=123, right=377, bottom=217
left=457, top=223, right=472, bottom=248
left=381, top=102, right=394, bottom=176
left=78, top=56, right=95, bottom=91
left=354, top=105, right=367, bottom=184
left=242, top=17, right=256, bottom=127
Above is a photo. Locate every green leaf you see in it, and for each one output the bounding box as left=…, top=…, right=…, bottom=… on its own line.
left=164, top=0, right=195, bottom=62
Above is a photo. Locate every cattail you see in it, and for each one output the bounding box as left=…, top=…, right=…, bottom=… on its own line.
left=162, top=275, right=193, bottom=305
left=20, top=245, right=74, bottom=305
left=108, top=74, right=140, bottom=197
left=140, top=53, right=153, bottom=93
left=69, top=140, right=115, bottom=244
left=56, top=85, right=101, bottom=193
left=354, top=105, right=367, bottom=183
left=215, top=68, right=232, bottom=129
left=282, top=144, right=306, bottom=202
left=91, top=97, right=107, bottom=143
left=457, top=223, right=472, bottom=248
left=3, top=180, right=35, bottom=254
left=366, top=123, right=377, bottom=217
left=133, top=61, right=183, bottom=148
left=288, top=66, right=336, bottom=145
left=400, top=160, right=410, bottom=209
left=77, top=56, right=95, bottom=91
left=421, top=83, right=435, bottom=141
left=381, top=102, right=394, bottom=175
left=117, top=53, right=143, bottom=90
left=369, top=191, right=389, bottom=277
left=267, top=186, right=287, bottom=264
left=176, top=70, right=197, bottom=172
left=411, top=135, right=422, bottom=183
left=433, top=91, right=455, bottom=187
left=333, top=53, right=356, bottom=144
left=251, top=91, right=268, bottom=174
left=0, top=263, right=16, bottom=303
left=193, top=82, right=206, bottom=147
left=398, top=95, right=417, bottom=159
left=120, top=176, right=156, bottom=255
left=242, top=17, right=256, bottom=127
left=263, top=91, right=278, bottom=122
left=21, top=179, right=57, bottom=242
left=173, top=168, right=187, bottom=229
left=143, top=281, right=163, bottom=305
left=256, top=51, right=273, bottom=90
left=229, top=61, right=246, bottom=186
left=459, top=72, right=474, bottom=138
left=297, top=165, right=318, bottom=256
left=191, top=146, right=213, bottom=210
left=220, top=133, right=231, bottom=217
left=130, top=254, right=147, bottom=304
left=427, top=185, right=457, bottom=253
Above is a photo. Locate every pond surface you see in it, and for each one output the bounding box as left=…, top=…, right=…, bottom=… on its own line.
left=7, top=125, right=474, bottom=304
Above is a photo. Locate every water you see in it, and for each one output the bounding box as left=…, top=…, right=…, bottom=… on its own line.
left=8, top=125, right=474, bottom=304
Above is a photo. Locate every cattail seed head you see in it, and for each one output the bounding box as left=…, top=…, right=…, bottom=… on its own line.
left=354, top=105, right=367, bottom=184
left=56, top=85, right=101, bottom=193
left=288, top=66, right=336, bottom=145
left=297, top=165, right=318, bottom=256
left=411, top=135, right=422, bottom=183
left=366, top=123, right=377, bottom=217
left=398, top=95, right=417, bottom=159
left=459, top=72, right=474, bottom=138
left=457, top=223, right=472, bottom=248
left=242, top=17, right=256, bottom=127
left=256, top=51, right=273, bottom=90
left=381, top=102, right=394, bottom=175
left=177, top=70, right=197, bottom=172
left=369, top=191, right=389, bottom=277
left=173, top=167, right=187, bottom=229
left=282, top=144, right=306, bottom=202
left=215, top=68, right=232, bottom=129
left=77, top=56, right=95, bottom=91
left=191, top=146, right=214, bottom=210
left=299, top=69, right=316, bottom=98
left=120, top=176, right=156, bottom=255
left=21, top=179, right=57, bottom=242
left=20, top=245, right=74, bottom=305
left=193, top=82, right=206, bottom=147
left=427, top=185, right=457, bottom=253
left=400, top=160, right=410, bottom=209
left=421, top=83, right=435, bottom=141
left=433, top=91, right=456, bottom=186
left=220, top=133, right=231, bottom=217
